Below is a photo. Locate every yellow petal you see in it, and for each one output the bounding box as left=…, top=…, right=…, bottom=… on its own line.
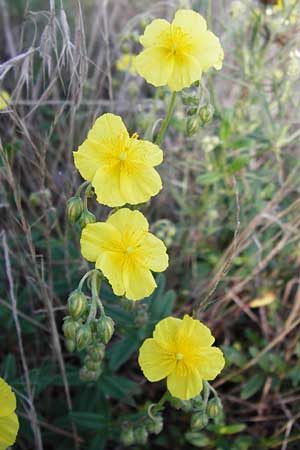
left=0, top=378, right=16, bottom=417
left=92, top=166, right=126, bottom=207
left=123, top=260, right=156, bottom=300
left=135, top=47, right=174, bottom=88
left=87, top=113, right=128, bottom=142
left=172, top=9, right=207, bottom=36
left=73, top=140, right=106, bottom=181
left=120, top=166, right=162, bottom=205
left=179, top=315, right=215, bottom=347
left=168, top=54, right=202, bottom=91
left=167, top=368, right=203, bottom=400
left=136, top=233, right=168, bottom=272
left=249, top=292, right=276, bottom=308
left=139, top=338, right=175, bottom=381
left=140, top=19, right=170, bottom=48
left=107, top=208, right=149, bottom=233
left=0, top=412, right=19, bottom=447
left=130, top=139, right=163, bottom=167
left=153, top=317, right=181, bottom=352
left=96, top=252, right=125, bottom=296
left=193, top=31, right=224, bottom=72
left=0, top=90, right=10, bottom=111
left=197, top=347, right=225, bottom=380
left=80, top=223, right=122, bottom=262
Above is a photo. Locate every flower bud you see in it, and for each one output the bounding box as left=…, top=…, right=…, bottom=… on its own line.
left=84, top=356, right=102, bottom=372
left=88, top=343, right=105, bottom=362
left=191, top=412, right=209, bottom=430
left=180, top=400, right=194, bottom=412
left=187, top=106, right=198, bottom=116
left=134, top=304, right=148, bottom=327
left=67, top=197, right=83, bottom=224
left=68, top=290, right=88, bottom=320
left=207, top=398, right=222, bottom=418
left=79, top=366, right=102, bottom=382
left=146, top=416, right=163, bottom=435
left=182, top=94, right=199, bottom=106
left=78, top=210, right=96, bottom=228
left=96, top=315, right=115, bottom=344
left=185, top=430, right=211, bottom=447
left=120, top=427, right=135, bottom=446
left=134, top=426, right=148, bottom=445
left=199, top=104, right=214, bottom=125
left=62, top=316, right=81, bottom=340
left=186, top=115, right=201, bottom=137
left=76, top=325, right=92, bottom=351
left=65, top=339, right=76, bottom=352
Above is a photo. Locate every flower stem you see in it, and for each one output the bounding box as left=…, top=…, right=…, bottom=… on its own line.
left=155, top=91, right=177, bottom=146
left=75, top=180, right=90, bottom=197
left=87, top=270, right=103, bottom=323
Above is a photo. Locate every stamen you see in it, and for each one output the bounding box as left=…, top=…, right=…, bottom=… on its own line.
left=176, top=352, right=183, bottom=360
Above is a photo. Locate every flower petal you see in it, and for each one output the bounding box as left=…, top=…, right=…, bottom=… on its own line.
left=73, top=140, right=105, bottom=181
left=197, top=347, right=225, bottom=380
left=178, top=315, right=215, bottom=347
left=120, top=166, right=162, bottom=205
left=0, top=412, right=19, bottom=447
left=80, top=223, right=122, bottom=262
left=0, top=379, right=16, bottom=417
left=172, top=9, right=207, bottom=36
left=135, top=47, right=174, bottom=88
left=123, top=260, right=156, bottom=300
left=193, top=31, right=224, bottom=72
left=167, top=368, right=203, bottom=400
left=96, top=252, right=125, bottom=296
left=92, top=165, right=126, bottom=207
left=153, top=317, right=181, bottom=352
left=140, top=19, right=170, bottom=48
left=107, top=208, right=149, bottom=233
left=136, top=233, right=168, bottom=272
left=87, top=113, right=129, bottom=142
left=168, top=54, right=202, bottom=91
left=139, top=338, right=175, bottom=381
left=129, top=139, right=163, bottom=167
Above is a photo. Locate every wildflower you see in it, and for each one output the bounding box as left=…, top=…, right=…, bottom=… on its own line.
left=135, top=9, right=224, bottom=92
left=80, top=208, right=168, bottom=300
left=138, top=315, right=225, bottom=400
left=116, top=53, right=137, bottom=74
left=74, top=113, right=163, bottom=207
left=0, top=90, right=10, bottom=111
left=0, top=377, right=19, bottom=449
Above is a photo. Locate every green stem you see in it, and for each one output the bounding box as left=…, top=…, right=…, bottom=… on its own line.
left=75, top=180, right=90, bottom=197
left=78, top=269, right=96, bottom=291
left=155, top=91, right=177, bottom=146
left=87, top=270, right=103, bottom=323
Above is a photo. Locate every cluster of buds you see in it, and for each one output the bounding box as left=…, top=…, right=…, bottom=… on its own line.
left=66, top=181, right=95, bottom=229
left=120, top=413, right=164, bottom=447
left=62, top=270, right=115, bottom=382
left=152, top=219, right=176, bottom=248
left=182, top=81, right=214, bottom=137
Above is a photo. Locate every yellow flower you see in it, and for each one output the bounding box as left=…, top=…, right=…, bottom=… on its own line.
left=80, top=208, right=168, bottom=301
left=135, top=9, right=224, bottom=92
left=0, top=378, right=19, bottom=450
left=138, top=315, right=225, bottom=400
left=116, top=54, right=137, bottom=74
left=0, top=91, right=10, bottom=111
left=73, top=113, right=163, bottom=207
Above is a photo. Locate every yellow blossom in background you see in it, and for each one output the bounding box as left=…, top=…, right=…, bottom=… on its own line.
left=0, top=91, right=10, bottom=111
left=135, top=9, right=224, bottom=92
left=80, top=208, right=168, bottom=301
left=74, top=113, right=163, bottom=207
left=0, top=378, right=19, bottom=450
left=139, top=315, right=225, bottom=400
left=116, top=54, right=137, bottom=74
left=275, top=0, right=283, bottom=9
left=249, top=291, right=276, bottom=308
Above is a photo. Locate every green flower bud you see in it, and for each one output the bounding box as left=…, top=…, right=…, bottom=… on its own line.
left=62, top=316, right=81, bottom=340
left=29, top=189, right=52, bottom=207
left=180, top=400, right=194, bottom=412
left=182, top=94, right=199, bottom=106
left=96, top=315, right=115, bottom=344
left=120, top=427, right=134, bottom=446
left=79, top=366, right=102, bottom=382
left=84, top=356, right=102, bottom=372
left=146, top=416, right=163, bottom=435
left=185, top=430, right=211, bottom=447
left=65, top=339, right=76, bottom=353
left=76, top=325, right=92, bottom=351
left=68, top=290, right=88, bottom=320
left=88, top=343, right=105, bottom=362
left=134, top=426, right=148, bottom=445
left=191, top=412, right=209, bottom=430
left=207, top=398, right=222, bottom=418
left=134, top=304, right=148, bottom=327
left=78, top=209, right=96, bottom=228
left=67, top=196, right=83, bottom=224
left=187, top=106, right=198, bottom=116
left=186, top=115, right=201, bottom=137
left=199, top=104, right=214, bottom=125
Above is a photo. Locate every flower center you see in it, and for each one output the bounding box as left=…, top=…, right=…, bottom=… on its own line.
left=126, top=246, right=134, bottom=254
left=176, top=352, right=184, bottom=360
left=119, top=152, right=127, bottom=161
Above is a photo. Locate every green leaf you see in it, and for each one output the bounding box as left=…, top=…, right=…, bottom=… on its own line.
left=68, top=412, right=109, bottom=430
left=197, top=171, right=223, bottom=185
left=241, top=373, right=265, bottom=400
left=107, top=335, right=140, bottom=371
left=210, top=423, right=247, bottom=435
left=99, top=373, right=138, bottom=401
left=227, top=156, right=250, bottom=174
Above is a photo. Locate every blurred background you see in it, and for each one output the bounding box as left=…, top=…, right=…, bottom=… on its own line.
left=1, top=0, right=300, bottom=448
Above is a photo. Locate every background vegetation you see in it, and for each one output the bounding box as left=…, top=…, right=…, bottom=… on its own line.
left=1, top=0, right=300, bottom=448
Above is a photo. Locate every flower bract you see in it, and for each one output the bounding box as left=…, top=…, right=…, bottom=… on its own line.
left=138, top=315, right=225, bottom=400
left=80, top=208, right=168, bottom=300
left=0, top=378, right=19, bottom=450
